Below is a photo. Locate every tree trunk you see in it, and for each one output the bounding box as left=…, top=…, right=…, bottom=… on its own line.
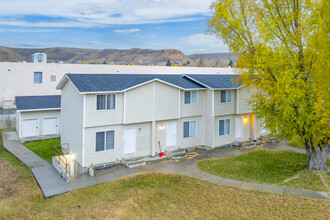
left=305, top=142, right=329, bottom=172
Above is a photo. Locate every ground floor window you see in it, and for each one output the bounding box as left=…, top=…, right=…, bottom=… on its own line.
left=219, top=119, right=230, bottom=136
left=96, top=130, right=115, bottom=152
left=183, top=120, right=196, bottom=138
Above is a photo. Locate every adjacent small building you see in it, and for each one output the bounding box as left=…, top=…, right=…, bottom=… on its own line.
left=15, top=95, right=61, bottom=139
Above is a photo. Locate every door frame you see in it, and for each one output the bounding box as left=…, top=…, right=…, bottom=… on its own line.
left=235, top=117, right=243, bottom=138
left=22, top=118, right=39, bottom=138
left=42, top=116, right=59, bottom=136
left=123, top=127, right=136, bottom=155
left=166, top=122, right=177, bottom=148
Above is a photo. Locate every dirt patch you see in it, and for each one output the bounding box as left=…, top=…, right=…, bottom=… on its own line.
left=0, top=160, right=26, bottom=200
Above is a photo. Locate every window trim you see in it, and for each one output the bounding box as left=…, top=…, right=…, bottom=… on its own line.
left=220, top=90, right=232, bottom=103
left=95, top=130, right=115, bottom=153
left=219, top=118, right=231, bottom=136
left=184, top=91, right=198, bottom=105
left=34, top=72, right=42, bottom=84
left=183, top=120, right=197, bottom=138
left=96, top=93, right=116, bottom=111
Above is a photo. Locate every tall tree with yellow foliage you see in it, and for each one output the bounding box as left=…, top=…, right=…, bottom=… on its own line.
left=209, top=0, right=329, bottom=171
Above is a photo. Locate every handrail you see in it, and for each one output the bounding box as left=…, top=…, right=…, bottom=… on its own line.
left=53, top=145, right=69, bottom=174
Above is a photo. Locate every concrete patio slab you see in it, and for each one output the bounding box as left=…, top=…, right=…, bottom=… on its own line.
left=70, top=174, right=100, bottom=190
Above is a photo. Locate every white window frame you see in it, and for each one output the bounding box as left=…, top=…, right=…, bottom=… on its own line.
left=95, top=130, right=115, bottom=152
left=96, top=94, right=116, bottom=110
left=184, top=91, right=198, bottom=104
left=183, top=120, right=197, bottom=138
left=34, top=72, right=42, bottom=84
left=220, top=90, right=232, bottom=103
left=219, top=118, right=231, bottom=136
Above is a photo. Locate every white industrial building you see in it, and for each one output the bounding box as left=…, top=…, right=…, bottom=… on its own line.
left=0, top=62, right=235, bottom=110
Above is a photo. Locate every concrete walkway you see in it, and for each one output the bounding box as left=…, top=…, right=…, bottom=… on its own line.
left=2, top=131, right=71, bottom=198
left=2, top=130, right=329, bottom=200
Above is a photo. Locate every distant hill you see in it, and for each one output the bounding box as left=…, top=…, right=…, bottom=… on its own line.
left=188, top=53, right=238, bottom=67
left=0, top=46, right=236, bottom=67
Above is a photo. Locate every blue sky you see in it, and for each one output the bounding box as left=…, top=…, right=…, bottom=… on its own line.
left=0, top=0, right=228, bottom=54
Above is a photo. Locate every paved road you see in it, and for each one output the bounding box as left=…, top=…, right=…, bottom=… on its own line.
left=2, top=131, right=329, bottom=200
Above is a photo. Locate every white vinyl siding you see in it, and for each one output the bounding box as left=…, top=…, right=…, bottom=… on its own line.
left=220, top=90, right=232, bottom=103
left=95, top=130, right=115, bottom=152
left=34, top=72, right=42, bottom=84
left=97, top=94, right=116, bottom=110
left=183, top=120, right=196, bottom=138
left=219, top=119, right=230, bottom=136
left=184, top=91, right=197, bottom=104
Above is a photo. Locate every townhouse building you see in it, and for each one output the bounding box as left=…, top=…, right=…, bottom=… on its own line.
left=56, top=73, right=266, bottom=171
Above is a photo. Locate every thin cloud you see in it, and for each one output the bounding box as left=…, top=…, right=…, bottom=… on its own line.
left=114, top=28, right=141, bottom=34
left=0, top=0, right=213, bottom=27
left=0, top=28, right=60, bottom=33
left=180, top=33, right=229, bottom=53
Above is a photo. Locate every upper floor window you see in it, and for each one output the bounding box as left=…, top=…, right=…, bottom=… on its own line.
left=220, top=90, right=232, bottom=103
left=97, top=94, right=116, bottom=110
left=34, top=72, right=42, bottom=84
left=184, top=91, right=197, bottom=104
left=183, top=120, right=196, bottom=138
left=96, top=130, right=115, bottom=152
left=219, top=119, right=230, bottom=136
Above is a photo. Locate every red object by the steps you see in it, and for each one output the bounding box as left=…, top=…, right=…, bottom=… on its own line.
left=159, top=152, right=164, bottom=157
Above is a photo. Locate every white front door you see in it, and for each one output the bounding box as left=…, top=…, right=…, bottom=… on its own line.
left=166, top=122, right=177, bottom=147
left=43, top=117, right=58, bottom=136
left=123, top=127, right=136, bottom=154
left=235, top=117, right=243, bottom=138
left=22, top=119, right=38, bottom=138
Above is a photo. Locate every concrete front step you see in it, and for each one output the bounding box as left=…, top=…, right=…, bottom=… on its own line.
left=265, top=136, right=280, bottom=143
left=165, top=148, right=188, bottom=159
left=234, top=138, right=262, bottom=148
left=122, top=156, right=146, bottom=168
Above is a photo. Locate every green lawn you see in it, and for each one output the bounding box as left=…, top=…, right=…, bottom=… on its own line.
left=281, top=170, right=330, bottom=192
left=1, top=131, right=330, bottom=219
left=197, top=149, right=330, bottom=192
left=24, top=138, right=61, bottom=163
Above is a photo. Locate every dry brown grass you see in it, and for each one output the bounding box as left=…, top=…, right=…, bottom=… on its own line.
left=1, top=130, right=330, bottom=219
left=0, top=171, right=330, bottom=220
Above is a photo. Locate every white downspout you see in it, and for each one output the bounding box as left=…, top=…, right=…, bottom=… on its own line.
left=151, top=82, right=156, bottom=156
left=211, top=89, right=215, bottom=147
left=123, top=91, right=126, bottom=124
left=82, top=94, right=86, bottom=168
left=236, top=88, right=239, bottom=114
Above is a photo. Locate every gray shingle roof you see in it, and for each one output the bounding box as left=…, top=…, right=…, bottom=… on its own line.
left=64, top=73, right=242, bottom=93
left=15, top=95, right=61, bottom=111
left=185, top=74, right=242, bottom=89
left=66, top=74, right=206, bottom=93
